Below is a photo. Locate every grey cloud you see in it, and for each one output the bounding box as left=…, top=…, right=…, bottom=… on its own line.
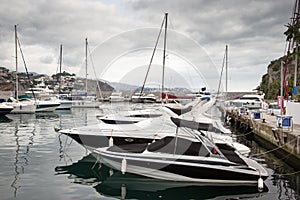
left=0, top=0, right=295, bottom=91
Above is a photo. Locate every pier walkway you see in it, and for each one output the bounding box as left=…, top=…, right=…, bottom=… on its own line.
left=226, top=108, right=300, bottom=170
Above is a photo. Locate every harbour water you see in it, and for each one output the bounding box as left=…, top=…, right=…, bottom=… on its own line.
left=0, top=103, right=300, bottom=200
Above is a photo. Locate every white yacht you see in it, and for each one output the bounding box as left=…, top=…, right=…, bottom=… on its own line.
left=229, top=93, right=268, bottom=110
left=131, top=93, right=157, bottom=103
left=5, top=97, right=36, bottom=114
left=94, top=133, right=268, bottom=185
left=56, top=94, right=73, bottom=110
left=25, top=87, right=61, bottom=112
left=109, top=92, right=125, bottom=103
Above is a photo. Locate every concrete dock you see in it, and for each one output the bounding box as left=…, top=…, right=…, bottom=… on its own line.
left=226, top=108, right=300, bottom=170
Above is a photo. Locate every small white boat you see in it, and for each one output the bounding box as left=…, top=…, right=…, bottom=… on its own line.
left=229, top=94, right=268, bottom=110
left=25, top=86, right=54, bottom=97
left=97, top=108, right=163, bottom=124
left=56, top=94, right=73, bottom=110
left=35, top=100, right=60, bottom=112
left=131, top=93, right=157, bottom=103
left=25, top=86, right=63, bottom=112
left=141, top=94, right=157, bottom=103
left=109, top=92, right=125, bottom=103
left=56, top=100, right=73, bottom=110
left=5, top=97, right=36, bottom=114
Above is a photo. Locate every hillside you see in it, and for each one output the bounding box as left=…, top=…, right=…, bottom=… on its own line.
left=258, top=54, right=300, bottom=100
left=0, top=66, right=113, bottom=96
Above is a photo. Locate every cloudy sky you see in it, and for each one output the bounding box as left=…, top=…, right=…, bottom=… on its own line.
left=0, top=0, right=295, bottom=91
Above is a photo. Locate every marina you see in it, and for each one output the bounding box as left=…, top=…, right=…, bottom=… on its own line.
left=1, top=0, right=300, bottom=199
left=226, top=106, right=300, bottom=170
left=0, top=104, right=299, bottom=200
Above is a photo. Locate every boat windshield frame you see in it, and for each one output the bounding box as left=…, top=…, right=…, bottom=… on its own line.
left=147, top=136, right=226, bottom=159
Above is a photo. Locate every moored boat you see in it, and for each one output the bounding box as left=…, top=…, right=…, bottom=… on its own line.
left=25, top=88, right=61, bottom=112
left=5, top=97, right=36, bottom=114
left=228, top=93, right=268, bottom=110
left=35, top=100, right=61, bottom=112
left=94, top=134, right=268, bottom=185
left=131, top=93, right=157, bottom=103
left=56, top=94, right=73, bottom=110
left=109, top=92, right=125, bottom=103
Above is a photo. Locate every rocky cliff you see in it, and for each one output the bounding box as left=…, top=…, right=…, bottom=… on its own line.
left=258, top=54, right=300, bottom=100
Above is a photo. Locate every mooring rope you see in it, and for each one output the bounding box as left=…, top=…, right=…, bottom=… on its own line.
left=273, top=170, right=300, bottom=176
left=251, top=137, right=298, bottom=157
left=232, top=130, right=253, bottom=137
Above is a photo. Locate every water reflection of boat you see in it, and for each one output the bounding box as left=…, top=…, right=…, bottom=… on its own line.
left=35, top=112, right=59, bottom=120
left=0, top=115, right=13, bottom=123
left=55, top=154, right=104, bottom=184
left=95, top=175, right=267, bottom=200
left=10, top=114, right=36, bottom=197
left=55, top=154, right=268, bottom=200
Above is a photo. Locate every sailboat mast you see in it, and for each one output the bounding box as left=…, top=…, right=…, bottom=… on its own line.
left=85, top=38, right=88, bottom=97
left=162, top=13, right=168, bottom=100
left=15, top=25, right=18, bottom=101
left=59, top=44, right=62, bottom=94
left=225, top=45, right=228, bottom=93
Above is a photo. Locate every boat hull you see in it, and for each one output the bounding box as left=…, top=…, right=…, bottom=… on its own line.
left=0, top=103, right=14, bottom=115
left=0, top=107, right=13, bottom=115
left=96, top=150, right=268, bottom=185
left=36, top=101, right=60, bottom=112
left=6, top=102, right=36, bottom=114
left=56, top=101, right=73, bottom=110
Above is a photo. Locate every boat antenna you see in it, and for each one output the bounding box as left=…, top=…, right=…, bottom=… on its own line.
left=162, top=13, right=168, bottom=103
left=138, top=14, right=166, bottom=100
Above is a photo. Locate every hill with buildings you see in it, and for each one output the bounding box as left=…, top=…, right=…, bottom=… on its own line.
left=0, top=66, right=113, bottom=97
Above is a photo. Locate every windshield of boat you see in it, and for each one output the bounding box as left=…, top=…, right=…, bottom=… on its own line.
left=239, top=96, right=260, bottom=100
left=147, top=136, right=222, bottom=157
